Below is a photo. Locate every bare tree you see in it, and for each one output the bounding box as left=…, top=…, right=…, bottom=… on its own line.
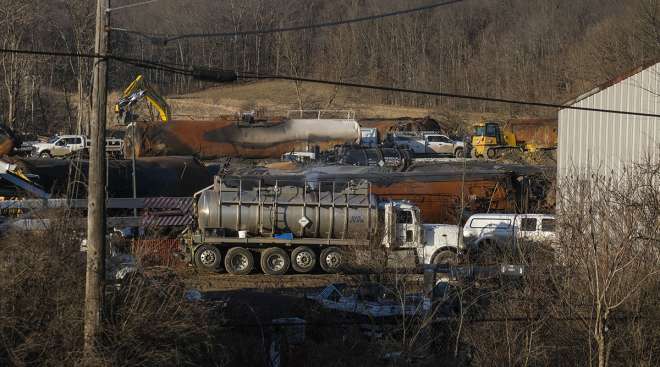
left=553, top=160, right=660, bottom=367
left=0, top=0, right=35, bottom=128
left=61, top=0, right=95, bottom=135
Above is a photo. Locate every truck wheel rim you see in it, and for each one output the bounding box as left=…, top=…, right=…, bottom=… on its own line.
left=231, top=255, right=248, bottom=271
left=325, top=252, right=341, bottom=268
left=267, top=255, right=285, bottom=271
left=199, top=250, right=216, bottom=266
left=295, top=252, right=313, bottom=267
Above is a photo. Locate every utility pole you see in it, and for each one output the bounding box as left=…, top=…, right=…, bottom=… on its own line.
left=84, top=0, right=109, bottom=361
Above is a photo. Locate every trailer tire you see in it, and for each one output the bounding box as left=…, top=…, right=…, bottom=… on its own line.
left=291, top=246, right=316, bottom=273
left=194, top=245, right=222, bottom=272
left=260, top=247, right=290, bottom=275
left=224, top=247, right=254, bottom=275
left=486, top=147, right=497, bottom=159
left=319, top=247, right=343, bottom=273
left=432, top=249, right=459, bottom=266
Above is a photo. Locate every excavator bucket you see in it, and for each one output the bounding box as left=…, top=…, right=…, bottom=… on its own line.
left=115, top=75, right=171, bottom=124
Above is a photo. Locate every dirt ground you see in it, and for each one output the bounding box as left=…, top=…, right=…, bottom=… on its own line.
left=182, top=271, right=368, bottom=292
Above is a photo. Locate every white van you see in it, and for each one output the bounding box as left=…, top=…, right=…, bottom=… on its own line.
left=462, top=213, right=556, bottom=253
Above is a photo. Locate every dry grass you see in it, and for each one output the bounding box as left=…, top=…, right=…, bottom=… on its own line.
left=105, top=80, right=528, bottom=138
left=0, top=214, right=224, bottom=366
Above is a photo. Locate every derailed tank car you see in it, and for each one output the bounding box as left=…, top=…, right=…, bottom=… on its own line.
left=124, top=116, right=361, bottom=159
left=12, top=156, right=212, bottom=198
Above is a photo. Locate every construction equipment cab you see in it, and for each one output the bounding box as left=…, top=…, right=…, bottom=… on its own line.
left=471, top=120, right=557, bottom=159
left=114, top=75, right=171, bottom=124
left=470, top=121, right=518, bottom=159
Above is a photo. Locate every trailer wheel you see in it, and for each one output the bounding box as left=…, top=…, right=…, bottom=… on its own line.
left=319, top=247, right=343, bottom=273
left=291, top=246, right=316, bottom=273
left=486, top=147, right=497, bottom=159
left=194, top=245, right=222, bottom=272
left=432, top=250, right=459, bottom=266
left=260, top=247, right=290, bottom=275
left=224, top=247, right=254, bottom=275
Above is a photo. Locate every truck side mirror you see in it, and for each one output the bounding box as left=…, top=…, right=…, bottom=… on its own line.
left=384, top=204, right=395, bottom=248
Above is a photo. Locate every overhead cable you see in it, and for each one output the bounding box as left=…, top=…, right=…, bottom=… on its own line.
left=2, top=47, right=659, bottom=118
left=111, top=0, right=467, bottom=43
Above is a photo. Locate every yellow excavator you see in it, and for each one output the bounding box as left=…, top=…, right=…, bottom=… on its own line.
left=114, top=75, right=171, bottom=124
left=470, top=120, right=557, bottom=159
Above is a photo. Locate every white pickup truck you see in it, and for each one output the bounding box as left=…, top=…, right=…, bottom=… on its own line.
left=462, top=213, right=556, bottom=256
left=418, top=213, right=556, bottom=265
left=389, top=132, right=465, bottom=157
left=31, top=135, right=124, bottom=159
left=32, top=135, right=86, bottom=158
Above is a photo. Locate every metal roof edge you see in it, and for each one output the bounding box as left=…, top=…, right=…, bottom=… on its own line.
left=560, top=58, right=660, bottom=109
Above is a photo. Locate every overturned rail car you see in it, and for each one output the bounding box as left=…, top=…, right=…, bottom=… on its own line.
left=12, top=156, right=212, bottom=198
left=124, top=117, right=361, bottom=159
left=507, top=118, right=558, bottom=149
left=0, top=125, right=18, bottom=156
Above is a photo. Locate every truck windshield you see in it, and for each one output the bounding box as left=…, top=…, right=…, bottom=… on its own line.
left=48, top=136, right=59, bottom=143
left=397, top=210, right=412, bottom=224
left=474, top=127, right=485, bottom=136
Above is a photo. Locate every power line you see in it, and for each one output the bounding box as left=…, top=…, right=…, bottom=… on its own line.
left=2, top=47, right=660, bottom=118
left=112, top=0, right=467, bottom=43
left=237, top=73, right=660, bottom=118
left=103, top=55, right=660, bottom=118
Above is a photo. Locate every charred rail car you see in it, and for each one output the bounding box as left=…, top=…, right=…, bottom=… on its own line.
left=232, top=162, right=554, bottom=224
left=507, top=118, right=558, bottom=150
left=0, top=125, right=18, bottom=156
left=11, top=156, right=212, bottom=198
left=124, top=116, right=360, bottom=159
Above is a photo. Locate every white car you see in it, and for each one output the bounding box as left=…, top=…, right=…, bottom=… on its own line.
left=390, top=132, right=465, bottom=157
left=462, top=213, right=556, bottom=253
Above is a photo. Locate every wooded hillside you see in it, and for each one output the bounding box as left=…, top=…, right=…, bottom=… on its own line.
left=1, top=0, right=658, bottom=134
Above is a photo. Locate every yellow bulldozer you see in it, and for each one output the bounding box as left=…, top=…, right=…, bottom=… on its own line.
left=470, top=119, right=557, bottom=159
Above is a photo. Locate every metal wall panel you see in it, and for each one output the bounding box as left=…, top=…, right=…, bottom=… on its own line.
left=558, top=63, right=660, bottom=180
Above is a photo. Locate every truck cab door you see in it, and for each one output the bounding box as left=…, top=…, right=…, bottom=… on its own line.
left=425, top=135, right=441, bottom=153
left=71, top=137, right=84, bottom=151
left=51, top=139, right=69, bottom=156
left=383, top=203, right=396, bottom=248
left=395, top=209, right=418, bottom=248
left=426, top=135, right=453, bottom=154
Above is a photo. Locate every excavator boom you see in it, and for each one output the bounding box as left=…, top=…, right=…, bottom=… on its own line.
left=115, top=75, right=171, bottom=124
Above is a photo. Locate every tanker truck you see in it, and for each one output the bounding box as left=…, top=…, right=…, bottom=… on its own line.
left=179, top=177, right=462, bottom=275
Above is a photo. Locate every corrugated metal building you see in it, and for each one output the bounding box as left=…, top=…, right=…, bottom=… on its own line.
left=558, top=61, right=660, bottom=179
